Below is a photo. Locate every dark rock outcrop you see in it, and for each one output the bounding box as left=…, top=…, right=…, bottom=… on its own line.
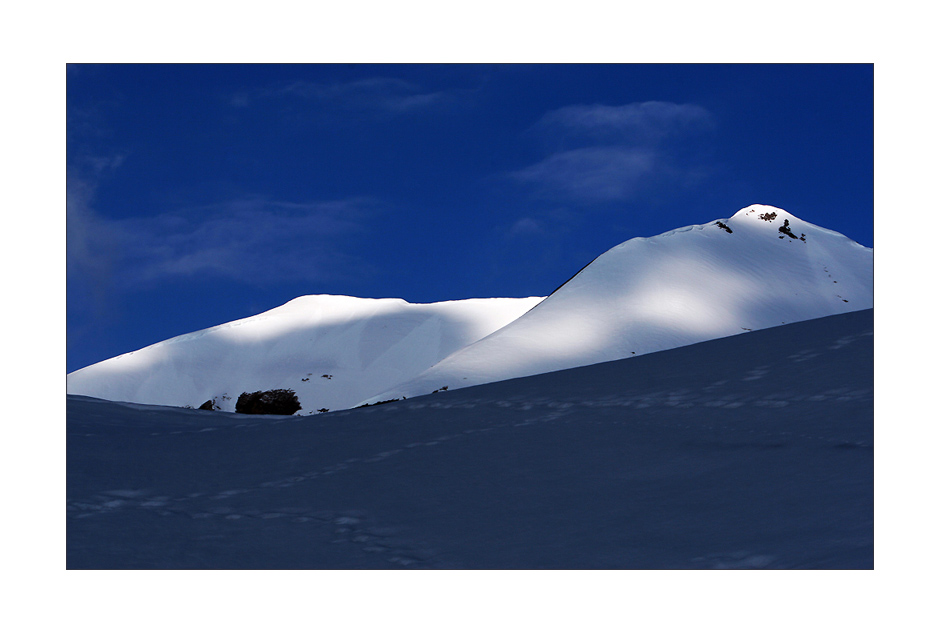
left=778, top=218, right=806, bottom=241
left=235, top=389, right=302, bottom=415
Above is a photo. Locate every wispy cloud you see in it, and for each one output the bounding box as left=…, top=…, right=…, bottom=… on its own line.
left=231, top=77, right=460, bottom=115
left=67, top=172, right=112, bottom=298
left=67, top=154, right=127, bottom=297
left=531, top=101, right=714, bottom=148
left=110, top=197, right=379, bottom=286
left=505, top=217, right=547, bottom=238
left=67, top=160, right=129, bottom=352
left=68, top=187, right=381, bottom=292
left=511, top=147, right=658, bottom=203
left=509, top=101, right=716, bottom=204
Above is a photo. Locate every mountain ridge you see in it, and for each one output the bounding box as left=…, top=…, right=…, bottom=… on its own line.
left=360, top=204, right=872, bottom=405
left=67, top=204, right=872, bottom=413
left=66, top=294, right=543, bottom=412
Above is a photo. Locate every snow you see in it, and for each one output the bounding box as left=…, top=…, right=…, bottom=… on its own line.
left=66, top=294, right=543, bottom=413
left=362, top=205, right=872, bottom=405
left=67, top=309, right=873, bottom=569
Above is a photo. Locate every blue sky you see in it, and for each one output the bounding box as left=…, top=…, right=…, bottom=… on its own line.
left=67, top=64, right=873, bottom=373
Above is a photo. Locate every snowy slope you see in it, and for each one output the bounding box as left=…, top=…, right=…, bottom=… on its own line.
left=67, top=309, right=873, bottom=569
left=362, top=205, right=872, bottom=404
left=66, top=295, right=543, bottom=413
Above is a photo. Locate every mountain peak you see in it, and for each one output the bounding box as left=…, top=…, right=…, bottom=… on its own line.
left=725, top=205, right=816, bottom=243
left=730, top=204, right=797, bottom=224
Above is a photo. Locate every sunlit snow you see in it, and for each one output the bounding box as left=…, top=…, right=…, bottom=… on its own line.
left=362, top=205, right=872, bottom=405
left=67, top=295, right=543, bottom=412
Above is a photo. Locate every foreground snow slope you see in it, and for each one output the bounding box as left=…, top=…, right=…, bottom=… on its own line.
left=67, top=309, right=873, bottom=569
left=363, top=205, right=872, bottom=404
left=66, top=295, right=542, bottom=413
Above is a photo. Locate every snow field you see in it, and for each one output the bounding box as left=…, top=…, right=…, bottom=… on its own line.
left=68, top=309, right=873, bottom=569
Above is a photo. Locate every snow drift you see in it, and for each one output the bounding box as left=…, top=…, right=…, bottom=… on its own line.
left=362, top=205, right=872, bottom=404
left=66, top=295, right=543, bottom=413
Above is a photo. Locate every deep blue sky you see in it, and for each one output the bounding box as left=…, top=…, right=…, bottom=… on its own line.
left=67, top=64, right=873, bottom=373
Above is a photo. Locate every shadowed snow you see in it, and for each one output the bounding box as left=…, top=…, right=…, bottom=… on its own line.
left=67, top=309, right=873, bottom=569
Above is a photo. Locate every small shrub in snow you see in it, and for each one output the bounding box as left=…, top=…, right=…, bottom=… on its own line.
left=235, top=389, right=302, bottom=415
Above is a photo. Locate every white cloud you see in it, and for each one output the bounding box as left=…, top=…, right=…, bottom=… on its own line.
left=506, top=217, right=546, bottom=238
left=511, top=101, right=715, bottom=204
left=511, top=147, right=658, bottom=203
left=532, top=101, right=714, bottom=147
left=110, top=197, right=379, bottom=285
left=69, top=193, right=380, bottom=290
left=66, top=155, right=127, bottom=293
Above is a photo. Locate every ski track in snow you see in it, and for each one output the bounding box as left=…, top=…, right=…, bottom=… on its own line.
left=68, top=326, right=871, bottom=569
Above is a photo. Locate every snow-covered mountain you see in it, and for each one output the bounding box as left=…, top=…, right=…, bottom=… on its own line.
left=68, top=204, right=872, bottom=413
left=362, top=204, right=872, bottom=405
left=66, top=295, right=543, bottom=413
